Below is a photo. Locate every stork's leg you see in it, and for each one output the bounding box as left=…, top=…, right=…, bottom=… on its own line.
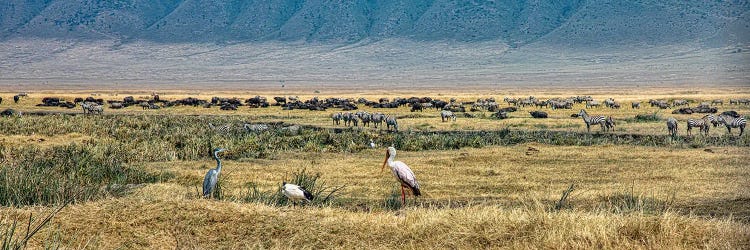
left=401, top=186, right=406, bottom=204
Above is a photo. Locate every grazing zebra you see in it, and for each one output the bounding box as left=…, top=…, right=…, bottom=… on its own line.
left=371, top=113, right=385, bottom=128
left=342, top=112, right=354, bottom=126
left=208, top=123, right=233, bottom=134
left=605, top=116, right=616, bottom=132
left=667, top=117, right=678, bottom=137
left=441, top=110, right=456, bottom=122
left=577, top=109, right=606, bottom=133
left=712, top=99, right=723, bottom=106
left=686, top=117, right=710, bottom=136
left=631, top=102, right=640, bottom=109
left=717, top=114, right=746, bottom=136
left=385, top=116, right=398, bottom=132
left=244, top=123, right=269, bottom=132
left=585, top=101, right=601, bottom=109
left=358, top=112, right=371, bottom=127
left=351, top=115, right=360, bottom=127
left=81, top=102, right=103, bottom=115
left=702, top=114, right=719, bottom=127
left=331, top=112, right=342, bottom=126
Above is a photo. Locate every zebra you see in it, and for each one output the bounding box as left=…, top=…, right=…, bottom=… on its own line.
left=208, top=123, right=233, bottom=134
left=371, top=113, right=385, bottom=128
left=604, top=116, right=616, bottom=132
left=441, top=110, right=456, bottom=122
left=331, top=112, right=342, bottom=126
left=667, top=117, right=678, bottom=137
left=702, top=114, right=719, bottom=127
left=585, top=101, right=600, bottom=108
left=351, top=115, right=360, bottom=127
left=81, top=102, right=103, bottom=115
left=577, top=109, right=606, bottom=133
left=385, top=116, right=398, bottom=132
left=342, top=112, right=353, bottom=126
left=686, top=117, right=710, bottom=136
left=244, top=123, right=269, bottom=133
left=716, top=114, right=746, bottom=136
left=357, top=112, right=371, bottom=127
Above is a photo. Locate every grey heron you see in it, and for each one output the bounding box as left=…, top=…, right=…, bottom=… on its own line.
left=202, top=148, right=227, bottom=198
left=382, top=146, right=421, bottom=204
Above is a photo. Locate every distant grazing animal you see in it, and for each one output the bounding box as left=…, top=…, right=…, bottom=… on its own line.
left=717, top=114, right=746, bottom=136
left=529, top=111, right=548, bottom=118
left=386, top=116, right=398, bottom=132
left=244, top=123, right=269, bottom=132
left=371, top=113, right=385, bottom=128
left=410, top=103, right=423, bottom=112
left=202, top=148, right=227, bottom=198
left=382, top=147, right=421, bottom=204
left=686, top=117, right=710, bottom=136
left=13, top=95, right=20, bottom=103
left=208, top=123, right=232, bottom=134
left=331, top=112, right=342, bottom=126
left=605, top=116, right=615, bottom=131
left=586, top=101, right=601, bottom=108
left=577, top=109, right=606, bottom=133
left=81, top=102, right=103, bottom=115
left=631, top=102, right=640, bottom=109
left=667, top=117, right=678, bottom=137
left=711, top=99, right=723, bottom=106
left=441, top=110, right=456, bottom=122
left=0, top=97, right=3, bottom=105
left=282, top=182, right=313, bottom=206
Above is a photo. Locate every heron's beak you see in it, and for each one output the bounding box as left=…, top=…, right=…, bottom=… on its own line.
left=382, top=150, right=389, bottom=173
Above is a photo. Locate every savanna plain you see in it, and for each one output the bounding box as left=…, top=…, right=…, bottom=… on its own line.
left=0, top=85, right=749, bottom=249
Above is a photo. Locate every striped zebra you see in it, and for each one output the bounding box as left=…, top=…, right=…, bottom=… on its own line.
left=604, top=116, right=616, bottom=132
left=331, top=112, right=342, bottom=126
left=81, top=102, right=103, bottom=115
left=577, top=109, right=606, bottom=133
left=717, top=114, right=746, bottom=136
left=441, top=110, right=456, bottom=122
left=385, top=116, right=398, bottom=132
left=371, top=113, right=385, bottom=128
left=244, top=123, right=269, bottom=132
left=702, top=114, right=719, bottom=127
left=666, top=117, right=678, bottom=137
left=208, top=123, right=233, bottom=134
left=686, top=117, right=710, bottom=136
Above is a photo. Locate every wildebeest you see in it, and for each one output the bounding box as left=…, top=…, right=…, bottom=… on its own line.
left=631, top=102, right=640, bottom=109
left=410, top=103, right=423, bottom=112
left=441, top=110, right=456, bottom=122
left=13, top=95, right=20, bottom=103
left=711, top=99, right=723, bottom=106
left=605, top=116, right=616, bottom=131
left=0, top=108, right=21, bottom=117
left=0, top=97, right=2, bottom=105
left=529, top=111, right=548, bottom=118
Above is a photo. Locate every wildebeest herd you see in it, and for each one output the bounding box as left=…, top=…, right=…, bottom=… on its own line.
left=2, top=93, right=748, bottom=136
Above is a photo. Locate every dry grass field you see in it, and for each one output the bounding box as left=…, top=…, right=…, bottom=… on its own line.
left=1, top=86, right=749, bottom=249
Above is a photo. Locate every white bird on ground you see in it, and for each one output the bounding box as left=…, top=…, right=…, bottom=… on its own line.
left=382, top=146, right=421, bottom=204
left=369, top=139, right=376, bottom=149
left=282, top=182, right=314, bottom=205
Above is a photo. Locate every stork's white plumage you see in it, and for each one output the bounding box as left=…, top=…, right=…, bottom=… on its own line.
left=369, top=139, right=376, bottom=149
left=382, top=147, right=421, bottom=204
left=282, top=182, right=313, bottom=205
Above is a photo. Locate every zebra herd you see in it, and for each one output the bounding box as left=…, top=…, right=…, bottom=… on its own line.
left=331, top=111, right=399, bottom=131
left=670, top=114, right=746, bottom=137
left=81, top=102, right=103, bottom=115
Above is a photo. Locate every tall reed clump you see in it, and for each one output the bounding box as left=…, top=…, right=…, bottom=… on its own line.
left=0, top=143, right=160, bottom=206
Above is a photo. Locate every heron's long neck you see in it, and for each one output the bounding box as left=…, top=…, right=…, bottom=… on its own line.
left=214, top=152, right=222, bottom=173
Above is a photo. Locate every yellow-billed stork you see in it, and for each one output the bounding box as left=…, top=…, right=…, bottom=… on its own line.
left=382, top=146, right=421, bottom=204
